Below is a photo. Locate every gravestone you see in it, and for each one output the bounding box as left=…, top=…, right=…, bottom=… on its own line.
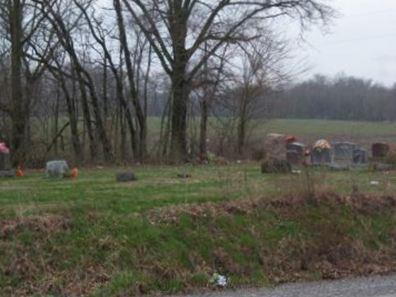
left=0, top=152, right=14, bottom=177
left=327, top=163, right=349, bottom=171
left=311, top=139, right=332, bottom=165
left=311, top=148, right=331, bottom=165
left=264, top=133, right=287, bottom=160
left=372, top=143, right=390, bottom=159
left=353, top=148, right=368, bottom=164
left=0, top=152, right=11, bottom=171
left=46, top=160, right=70, bottom=178
left=286, top=142, right=305, bottom=165
left=116, top=171, right=137, bottom=182
left=333, top=142, right=357, bottom=164
left=177, top=172, right=192, bottom=179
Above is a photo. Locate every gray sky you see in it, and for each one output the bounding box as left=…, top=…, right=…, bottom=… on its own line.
left=300, top=0, right=396, bottom=86
left=97, top=0, right=395, bottom=86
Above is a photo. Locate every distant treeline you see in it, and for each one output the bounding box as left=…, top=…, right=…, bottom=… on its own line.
left=268, top=75, right=396, bottom=122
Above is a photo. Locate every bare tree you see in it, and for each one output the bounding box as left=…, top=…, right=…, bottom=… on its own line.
left=35, top=0, right=114, bottom=162
left=0, top=0, right=339, bottom=165
left=0, top=0, right=53, bottom=165
left=234, top=35, right=291, bottom=155
left=193, top=43, right=231, bottom=160
left=120, top=0, right=333, bottom=161
left=114, top=0, right=148, bottom=159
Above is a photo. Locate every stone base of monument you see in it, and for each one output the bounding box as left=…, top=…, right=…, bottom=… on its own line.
left=0, top=152, right=13, bottom=177
left=0, top=170, right=16, bottom=178
left=0, top=153, right=11, bottom=170
left=116, top=171, right=137, bottom=182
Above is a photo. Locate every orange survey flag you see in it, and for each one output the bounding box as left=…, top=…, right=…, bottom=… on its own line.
left=71, top=167, right=79, bottom=179
left=16, top=166, right=25, bottom=177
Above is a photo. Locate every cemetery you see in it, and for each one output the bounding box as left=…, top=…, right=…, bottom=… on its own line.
left=2, top=131, right=396, bottom=296
left=0, top=132, right=394, bottom=180
left=259, top=133, right=395, bottom=174
left=1, top=0, right=396, bottom=294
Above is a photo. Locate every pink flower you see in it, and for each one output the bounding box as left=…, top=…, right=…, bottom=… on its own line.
left=0, top=142, right=10, bottom=154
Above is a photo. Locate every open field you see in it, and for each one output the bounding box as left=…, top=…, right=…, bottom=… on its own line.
left=2, top=164, right=396, bottom=296
left=149, top=118, right=396, bottom=153
left=255, top=119, right=396, bottom=143
left=38, top=117, right=396, bottom=142
left=151, top=118, right=396, bottom=141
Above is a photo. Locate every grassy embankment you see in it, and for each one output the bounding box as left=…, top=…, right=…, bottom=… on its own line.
left=1, top=164, right=396, bottom=296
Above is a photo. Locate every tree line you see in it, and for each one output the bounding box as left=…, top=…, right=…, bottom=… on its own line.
left=0, top=0, right=333, bottom=166
left=268, top=74, right=396, bottom=122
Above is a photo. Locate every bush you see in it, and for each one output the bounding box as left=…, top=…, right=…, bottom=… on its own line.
left=385, top=151, right=396, bottom=165
left=251, top=149, right=267, bottom=161
left=261, top=158, right=291, bottom=174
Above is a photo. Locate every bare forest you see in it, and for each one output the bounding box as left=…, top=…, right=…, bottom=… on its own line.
left=0, top=0, right=334, bottom=166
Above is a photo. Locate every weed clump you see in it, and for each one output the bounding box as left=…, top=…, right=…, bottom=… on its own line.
left=261, top=158, right=291, bottom=174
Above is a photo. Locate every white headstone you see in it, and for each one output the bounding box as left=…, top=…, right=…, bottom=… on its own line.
left=46, top=160, right=70, bottom=178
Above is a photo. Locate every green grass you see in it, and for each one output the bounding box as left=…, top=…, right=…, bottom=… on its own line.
left=0, top=164, right=396, bottom=296
left=146, top=118, right=396, bottom=155
left=250, top=118, right=396, bottom=144
left=168, top=117, right=396, bottom=143
left=262, top=118, right=396, bottom=135
left=1, top=164, right=395, bottom=217
left=0, top=165, right=261, bottom=216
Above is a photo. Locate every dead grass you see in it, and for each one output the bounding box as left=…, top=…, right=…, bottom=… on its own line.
left=0, top=215, right=71, bottom=239
left=2, top=165, right=396, bottom=296
left=146, top=193, right=396, bottom=225
left=142, top=192, right=396, bottom=292
left=4, top=264, right=110, bottom=297
left=2, top=193, right=396, bottom=296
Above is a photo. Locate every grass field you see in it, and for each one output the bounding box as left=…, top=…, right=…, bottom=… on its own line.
left=2, top=164, right=396, bottom=216
left=258, top=119, right=396, bottom=141
left=2, top=118, right=396, bottom=296
left=1, top=164, right=396, bottom=296
left=150, top=118, right=396, bottom=155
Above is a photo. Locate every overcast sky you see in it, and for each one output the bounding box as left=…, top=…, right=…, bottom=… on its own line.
left=98, top=0, right=395, bottom=86
left=299, top=0, right=396, bottom=86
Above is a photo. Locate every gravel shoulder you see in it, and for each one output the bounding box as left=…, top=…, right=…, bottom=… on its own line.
left=170, top=275, right=396, bottom=297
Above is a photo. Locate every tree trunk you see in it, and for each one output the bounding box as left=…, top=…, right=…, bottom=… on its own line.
left=159, top=93, right=171, bottom=158
left=67, top=69, right=83, bottom=163
left=84, top=78, right=113, bottom=162
left=168, top=1, right=189, bottom=163
left=55, top=70, right=83, bottom=163
left=114, top=0, right=145, bottom=160
left=199, top=97, right=208, bottom=160
left=120, top=109, right=127, bottom=162
left=237, top=93, right=248, bottom=155
left=9, top=0, right=25, bottom=166
left=54, top=87, right=60, bottom=156
left=170, top=60, right=189, bottom=162
left=76, top=72, right=96, bottom=161
left=102, top=58, right=109, bottom=120
left=141, top=45, right=152, bottom=159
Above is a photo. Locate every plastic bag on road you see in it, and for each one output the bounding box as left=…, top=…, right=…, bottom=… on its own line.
left=210, top=273, right=229, bottom=287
